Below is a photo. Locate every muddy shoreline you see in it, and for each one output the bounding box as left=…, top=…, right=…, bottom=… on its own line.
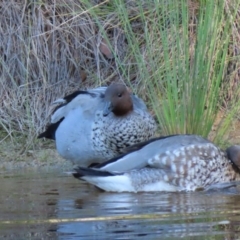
left=0, top=147, right=74, bottom=171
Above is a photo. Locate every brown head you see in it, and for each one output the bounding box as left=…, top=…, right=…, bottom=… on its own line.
left=226, top=145, right=240, bottom=169
left=103, top=83, right=133, bottom=116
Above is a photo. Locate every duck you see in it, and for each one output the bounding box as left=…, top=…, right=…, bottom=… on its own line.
left=38, top=83, right=157, bottom=167
left=72, top=134, right=240, bottom=192
left=226, top=145, right=240, bottom=169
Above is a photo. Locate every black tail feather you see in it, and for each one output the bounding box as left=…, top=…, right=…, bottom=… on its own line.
left=38, top=118, right=64, bottom=140
left=72, top=167, right=121, bottom=179
left=63, top=90, right=91, bottom=103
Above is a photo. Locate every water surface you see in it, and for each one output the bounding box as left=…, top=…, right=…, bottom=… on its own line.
left=1, top=170, right=240, bottom=239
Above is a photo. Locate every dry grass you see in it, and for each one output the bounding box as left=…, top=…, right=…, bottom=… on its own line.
left=0, top=1, right=151, bottom=140
left=0, top=0, right=122, bottom=139
left=0, top=0, right=240, bottom=151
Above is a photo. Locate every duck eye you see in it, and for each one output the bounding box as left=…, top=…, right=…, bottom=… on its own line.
left=118, top=93, right=122, bottom=97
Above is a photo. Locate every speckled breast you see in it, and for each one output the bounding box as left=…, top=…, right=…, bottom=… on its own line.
left=91, top=110, right=156, bottom=159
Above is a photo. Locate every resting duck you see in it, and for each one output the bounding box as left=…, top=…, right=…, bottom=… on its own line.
left=38, top=83, right=157, bottom=166
left=73, top=134, right=240, bottom=192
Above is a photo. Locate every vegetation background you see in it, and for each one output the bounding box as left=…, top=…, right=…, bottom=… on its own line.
left=0, top=0, right=240, bottom=167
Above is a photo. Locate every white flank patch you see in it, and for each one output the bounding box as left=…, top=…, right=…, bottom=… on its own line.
left=82, top=175, right=135, bottom=192
left=141, top=181, right=179, bottom=192
left=83, top=176, right=180, bottom=192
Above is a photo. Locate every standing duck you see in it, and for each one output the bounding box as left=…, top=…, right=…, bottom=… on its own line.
left=38, top=83, right=157, bottom=166
left=73, top=134, right=240, bottom=192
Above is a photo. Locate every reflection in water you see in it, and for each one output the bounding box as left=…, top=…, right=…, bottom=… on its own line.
left=1, top=170, right=240, bottom=239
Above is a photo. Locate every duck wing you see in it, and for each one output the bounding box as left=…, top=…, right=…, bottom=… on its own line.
left=51, top=87, right=107, bottom=124
left=86, top=135, right=212, bottom=172
left=38, top=87, right=107, bottom=140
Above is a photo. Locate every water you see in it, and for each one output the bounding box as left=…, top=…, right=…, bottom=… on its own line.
left=1, top=170, right=240, bottom=240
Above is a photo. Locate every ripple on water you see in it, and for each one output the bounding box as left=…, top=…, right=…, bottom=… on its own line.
left=1, top=170, right=240, bottom=239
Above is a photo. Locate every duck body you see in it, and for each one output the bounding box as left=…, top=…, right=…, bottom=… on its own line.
left=38, top=84, right=156, bottom=166
left=73, top=134, right=240, bottom=192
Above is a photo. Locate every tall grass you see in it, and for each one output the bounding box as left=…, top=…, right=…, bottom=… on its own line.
left=82, top=0, right=240, bottom=142
left=98, top=0, right=239, bottom=139
left=0, top=0, right=240, bottom=149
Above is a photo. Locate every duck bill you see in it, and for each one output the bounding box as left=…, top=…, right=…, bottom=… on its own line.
left=103, top=102, right=113, bottom=116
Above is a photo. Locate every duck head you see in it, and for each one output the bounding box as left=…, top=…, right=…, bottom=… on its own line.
left=226, top=145, right=240, bottom=170
left=103, top=83, right=133, bottom=117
